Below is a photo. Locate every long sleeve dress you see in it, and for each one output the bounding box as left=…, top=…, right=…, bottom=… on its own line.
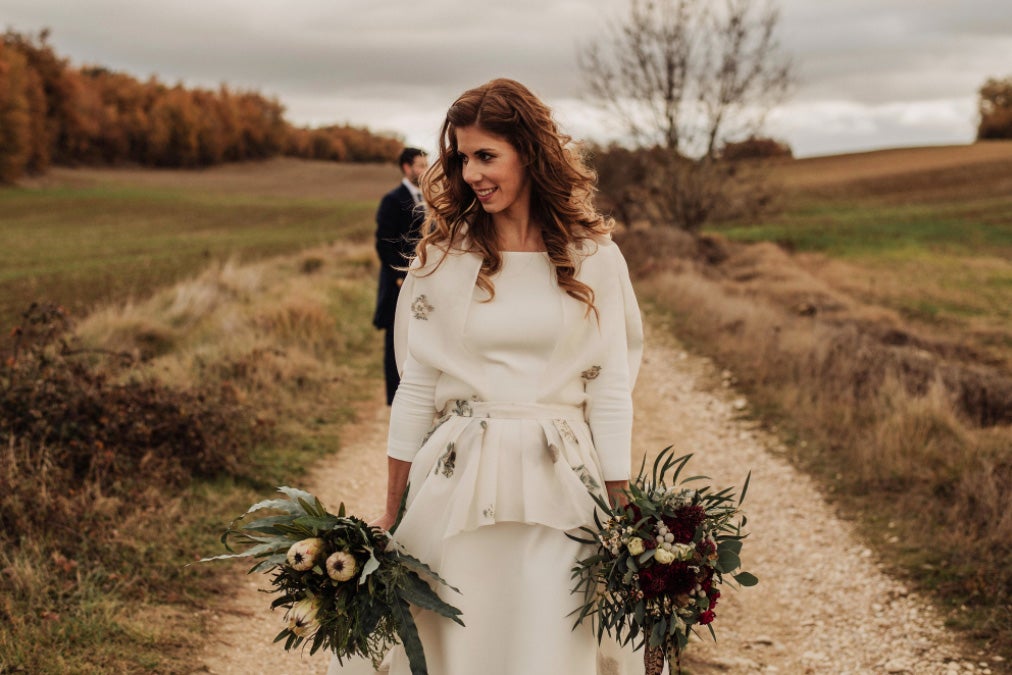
left=328, top=236, right=643, bottom=675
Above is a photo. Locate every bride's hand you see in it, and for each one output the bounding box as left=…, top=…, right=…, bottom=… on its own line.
left=369, top=512, right=398, bottom=533
left=605, top=480, right=630, bottom=510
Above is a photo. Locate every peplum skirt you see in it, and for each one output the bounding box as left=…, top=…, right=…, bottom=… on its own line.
left=328, top=401, right=634, bottom=675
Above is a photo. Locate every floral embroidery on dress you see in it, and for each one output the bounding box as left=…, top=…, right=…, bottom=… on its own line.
left=547, top=443, right=560, bottom=464
left=556, top=419, right=578, bottom=444
left=411, top=294, right=434, bottom=320
left=482, top=505, right=495, bottom=520
left=434, top=442, right=456, bottom=478
left=572, top=464, right=601, bottom=492
left=581, top=365, right=602, bottom=381
left=421, top=414, right=450, bottom=446
left=451, top=399, right=474, bottom=417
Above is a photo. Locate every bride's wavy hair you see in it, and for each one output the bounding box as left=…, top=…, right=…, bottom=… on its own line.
left=415, top=78, right=613, bottom=316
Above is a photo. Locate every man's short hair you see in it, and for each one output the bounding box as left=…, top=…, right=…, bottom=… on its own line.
left=399, top=147, right=427, bottom=169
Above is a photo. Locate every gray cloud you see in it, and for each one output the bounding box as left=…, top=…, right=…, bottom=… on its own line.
left=4, top=0, right=1011, bottom=156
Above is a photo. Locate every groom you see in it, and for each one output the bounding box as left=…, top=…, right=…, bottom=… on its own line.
left=373, top=147, right=428, bottom=405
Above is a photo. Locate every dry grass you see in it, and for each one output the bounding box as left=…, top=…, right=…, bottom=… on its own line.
left=76, top=243, right=380, bottom=436
left=620, top=227, right=1012, bottom=662
left=1, top=241, right=384, bottom=673
left=771, top=141, right=1012, bottom=192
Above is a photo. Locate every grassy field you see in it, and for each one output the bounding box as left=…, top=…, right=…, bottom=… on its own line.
left=0, top=158, right=398, bottom=333
left=717, top=142, right=1012, bottom=368
left=0, top=159, right=394, bottom=673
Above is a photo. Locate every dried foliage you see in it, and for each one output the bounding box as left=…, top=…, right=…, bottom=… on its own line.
left=0, top=303, right=261, bottom=541
left=589, top=144, right=781, bottom=230
left=0, top=29, right=402, bottom=183
left=719, top=135, right=793, bottom=161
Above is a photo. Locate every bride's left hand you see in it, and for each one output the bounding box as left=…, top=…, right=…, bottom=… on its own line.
left=605, top=480, right=630, bottom=509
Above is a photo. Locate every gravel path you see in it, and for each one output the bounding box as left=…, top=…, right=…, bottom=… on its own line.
left=195, top=324, right=990, bottom=675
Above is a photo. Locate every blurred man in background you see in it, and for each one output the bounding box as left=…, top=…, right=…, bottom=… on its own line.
left=373, top=147, right=428, bottom=405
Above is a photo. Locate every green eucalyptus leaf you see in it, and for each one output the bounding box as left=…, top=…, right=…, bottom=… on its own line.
left=717, top=549, right=741, bottom=573
left=719, top=539, right=743, bottom=556
left=649, top=619, right=666, bottom=648
left=734, top=571, right=759, bottom=587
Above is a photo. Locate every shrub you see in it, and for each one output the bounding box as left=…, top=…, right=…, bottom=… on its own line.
left=0, top=303, right=262, bottom=540
left=720, top=135, right=793, bottom=161
left=977, top=76, right=1012, bottom=141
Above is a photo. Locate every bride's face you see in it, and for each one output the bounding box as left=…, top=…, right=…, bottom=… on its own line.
left=456, top=125, right=530, bottom=217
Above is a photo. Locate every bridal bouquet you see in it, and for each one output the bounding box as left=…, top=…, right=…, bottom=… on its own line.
left=569, top=448, right=757, bottom=675
left=197, top=487, right=462, bottom=675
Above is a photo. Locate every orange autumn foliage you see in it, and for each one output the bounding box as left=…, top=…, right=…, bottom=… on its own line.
left=0, top=29, right=402, bottom=182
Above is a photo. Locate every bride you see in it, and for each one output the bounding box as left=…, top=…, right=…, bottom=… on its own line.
left=331, top=77, right=643, bottom=675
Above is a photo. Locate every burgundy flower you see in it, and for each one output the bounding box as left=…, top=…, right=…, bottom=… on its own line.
left=639, top=567, right=669, bottom=597
left=708, top=589, right=721, bottom=610
left=639, top=561, right=698, bottom=599
left=662, top=506, right=706, bottom=543
left=699, top=610, right=716, bottom=625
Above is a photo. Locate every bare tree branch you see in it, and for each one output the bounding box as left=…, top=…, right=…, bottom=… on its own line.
left=579, top=0, right=794, bottom=231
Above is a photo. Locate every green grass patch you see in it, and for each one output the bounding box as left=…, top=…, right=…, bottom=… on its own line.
left=0, top=183, right=376, bottom=331
left=715, top=196, right=1012, bottom=258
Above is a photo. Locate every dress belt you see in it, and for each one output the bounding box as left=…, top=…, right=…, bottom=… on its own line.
left=441, top=400, right=586, bottom=422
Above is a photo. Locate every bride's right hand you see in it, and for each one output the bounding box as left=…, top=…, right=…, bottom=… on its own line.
left=370, top=512, right=398, bottom=533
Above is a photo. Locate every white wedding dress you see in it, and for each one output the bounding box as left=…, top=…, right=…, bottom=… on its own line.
left=329, top=245, right=643, bottom=675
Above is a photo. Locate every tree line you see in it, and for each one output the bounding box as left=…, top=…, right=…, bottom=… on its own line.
left=0, top=29, right=402, bottom=183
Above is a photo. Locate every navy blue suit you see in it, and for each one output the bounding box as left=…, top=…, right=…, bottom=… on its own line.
left=374, top=182, right=424, bottom=404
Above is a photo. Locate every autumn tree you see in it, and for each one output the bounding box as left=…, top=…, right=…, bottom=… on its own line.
left=977, top=76, right=1012, bottom=140
left=581, top=0, right=793, bottom=231
left=0, top=42, right=32, bottom=182
left=0, top=28, right=403, bottom=182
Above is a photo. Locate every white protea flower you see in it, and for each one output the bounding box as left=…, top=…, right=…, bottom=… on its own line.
left=325, top=551, right=358, bottom=582
left=287, top=596, right=320, bottom=637
left=286, top=537, right=325, bottom=571
left=654, top=547, right=676, bottom=564
left=626, top=537, right=645, bottom=556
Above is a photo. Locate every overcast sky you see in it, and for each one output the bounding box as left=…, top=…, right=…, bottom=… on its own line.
left=5, top=0, right=1012, bottom=157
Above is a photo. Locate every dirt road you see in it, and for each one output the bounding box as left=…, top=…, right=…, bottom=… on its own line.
left=196, top=324, right=987, bottom=675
